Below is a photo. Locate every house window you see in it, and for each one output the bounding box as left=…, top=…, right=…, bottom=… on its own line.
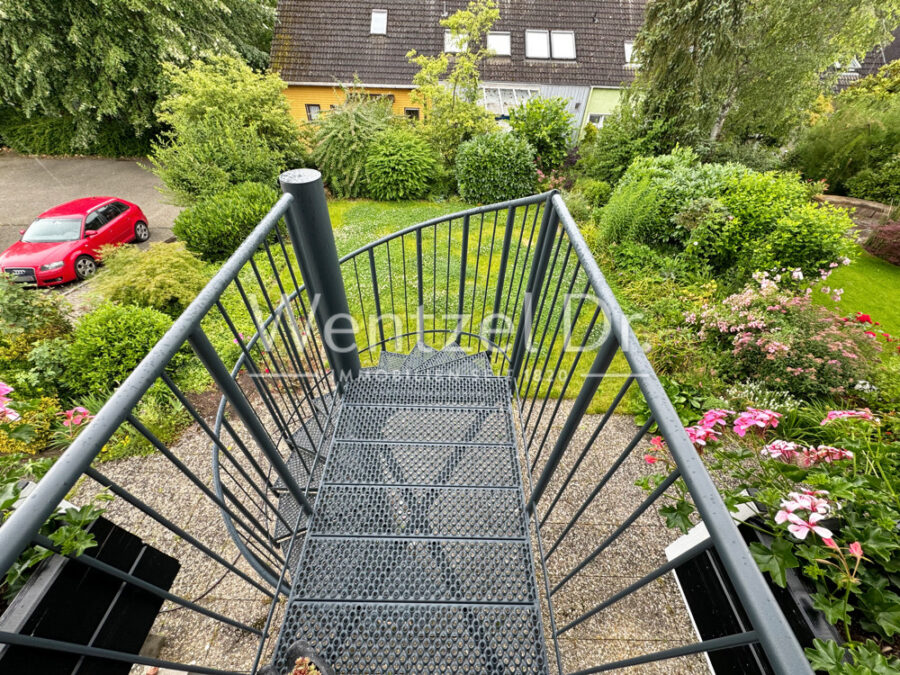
left=588, top=113, right=608, bottom=128
left=404, top=107, right=420, bottom=120
left=487, top=31, right=511, bottom=56
left=444, top=30, right=465, bottom=53
left=370, top=9, right=387, bottom=35
left=624, top=41, right=638, bottom=67
left=305, top=104, right=321, bottom=121
left=525, top=30, right=550, bottom=59
left=480, top=86, right=539, bottom=116
left=550, top=31, right=576, bottom=60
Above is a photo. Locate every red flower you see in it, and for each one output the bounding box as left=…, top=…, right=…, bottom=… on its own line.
left=644, top=454, right=658, bottom=465
left=864, top=331, right=877, bottom=339
left=855, top=313, right=873, bottom=324
left=849, top=541, right=863, bottom=559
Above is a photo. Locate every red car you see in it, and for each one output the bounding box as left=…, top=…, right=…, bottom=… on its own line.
left=0, top=197, right=150, bottom=286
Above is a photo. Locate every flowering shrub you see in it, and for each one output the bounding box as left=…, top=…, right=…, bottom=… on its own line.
left=687, top=272, right=879, bottom=399
left=644, top=406, right=900, bottom=659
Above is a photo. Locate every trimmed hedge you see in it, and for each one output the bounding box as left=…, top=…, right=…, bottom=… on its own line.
left=364, top=126, right=436, bottom=200
left=173, top=182, right=279, bottom=262
left=455, top=132, right=537, bottom=204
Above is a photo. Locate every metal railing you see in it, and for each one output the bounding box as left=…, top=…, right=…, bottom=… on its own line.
left=0, top=169, right=812, bottom=673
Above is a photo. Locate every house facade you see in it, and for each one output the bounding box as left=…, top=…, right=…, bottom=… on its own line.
left=271, top=0, right=646, bottom=131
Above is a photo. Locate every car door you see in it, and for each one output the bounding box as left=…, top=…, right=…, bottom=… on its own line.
left=101, top=201, right=133, bottom=242
left=82, top=209, right=109, bottom=256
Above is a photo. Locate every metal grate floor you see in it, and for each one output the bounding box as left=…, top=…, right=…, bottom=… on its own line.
left=273, top=345, right=548, bottom=673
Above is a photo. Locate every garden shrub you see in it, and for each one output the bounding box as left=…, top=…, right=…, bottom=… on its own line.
left=508, top=96, right=574, bottom=173
left=573, top=178, right=612, bottom=208
left=699, top=140, right=782, bottom=172
left=863, top=222, right=900, bottom=266
left=364, top=126, right=437, bottom=200
left=91, top=242, right=209, bottom=318
left=151, top=56, right=304, bottom=204
left=575, top=99, right=668, bottom=185
left=845, top=154, right=900, bottom=205
left=21, top=338, right=71, bottom=400
left=311, top=94, right=393, bottom=198
left=689, top=277, right=879, bottom=399
left=174, top=182, right=279, bottom=262
left=455, top=132, right=537, bottom=204
left=67, top=303, right=174, bottom=396
left=0, top=107, right=154, bottom=157
left=0, top=397, right=60, bottom=455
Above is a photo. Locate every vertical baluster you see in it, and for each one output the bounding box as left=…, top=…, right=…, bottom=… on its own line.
left=416, top=227, right=425, bottom=345
left=455, top=214, right=470, bottom=343
left=487, top=206, right=516, bottom=358
left=369, top=248, right=385, bottom=346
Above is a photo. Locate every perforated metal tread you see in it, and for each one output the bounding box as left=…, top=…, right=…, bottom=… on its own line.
left=309, top=485, right=526, bottom=538
left=343, top=371, right=508, bottom=407
left=293, top=537, right=536, bottom=603
left=325, top=441, right=519, bottom=487
left=275, top=344, right=548, bottom=674
left=274, top=603, right=547, bottom=674
left=337, top=405, right=513, bottom=445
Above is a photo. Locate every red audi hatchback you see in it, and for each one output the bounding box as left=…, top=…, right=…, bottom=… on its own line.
left=0, top=197, right=149, bottom=286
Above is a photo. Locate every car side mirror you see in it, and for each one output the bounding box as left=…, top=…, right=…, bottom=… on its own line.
left=84, top=230, right=97, bottom=238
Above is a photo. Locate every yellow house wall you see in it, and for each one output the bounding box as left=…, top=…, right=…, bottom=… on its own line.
left=284, top=85, right=418, bottom=122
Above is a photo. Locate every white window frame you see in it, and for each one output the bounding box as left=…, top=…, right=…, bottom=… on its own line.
left=370, top=9, right=387, bottom=35
left=444, top=30, right=465, bottom=53
left=525, top=30, right=550, bottom=59
left=550, top=31, right=576, bottom=60
left=588, top=113, right=608, bottom=128
left=624, top=41, right=638, bottom=68
left=480, top=85, right=540, bottom=116
left=487, top=31, right=511, bottom=56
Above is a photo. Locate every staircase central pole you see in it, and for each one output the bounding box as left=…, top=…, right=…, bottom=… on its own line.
left=280, top=169, right=361, bottom=387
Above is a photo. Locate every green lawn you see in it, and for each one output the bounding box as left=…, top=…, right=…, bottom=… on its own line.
left=813, top=246, right=900, bottom=339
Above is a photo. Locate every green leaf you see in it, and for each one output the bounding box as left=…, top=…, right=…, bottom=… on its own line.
left=659, top=499, right=695, bottom=533
left=805, top=638, right=845, bottom=673
left=0, top=481, right=20, bottom=512
left=4, top=424, right=34, bottom=444
left=812, top=591, right=853, bottom=625
left=750, top=538, right=799, bottom=588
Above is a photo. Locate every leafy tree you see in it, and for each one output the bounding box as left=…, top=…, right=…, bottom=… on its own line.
left=0, top=0, right=275, bottom=148
left=632, top=0, right=900, bottom=145
left=406, top=0, right=498, bottom=162
left=150, top=55, right=303, bottom=203
left=508, top=97, right=574, bottom=173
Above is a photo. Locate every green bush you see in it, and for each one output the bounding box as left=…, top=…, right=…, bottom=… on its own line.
left=845, top=154, right=900, bottom=205
left=173, top=182, right=279, bottom=262
left=311, top=94, right=393, bottom=198
left=455, top=132, right=537, bottom=204
left=700, top=141, right=782, bottom=172
left=508, top=97, right=574, bottom=173
left=91, top=242, right=209, bottom=318
left=0, top=107, right=154, bottom=157
left=364, top=126, right=436, bottom=200
left=573, top=178, right=612, bottom=208
left=598, top=148, right=747, bottom=249
left=67, top=303, right=174, bottom=396
left=575, top=99, right=668, bottom=185
left=150, top=56, right=303, bottom=204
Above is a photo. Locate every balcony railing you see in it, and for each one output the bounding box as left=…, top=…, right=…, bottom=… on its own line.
left=0, top=169, right=812, bottom=674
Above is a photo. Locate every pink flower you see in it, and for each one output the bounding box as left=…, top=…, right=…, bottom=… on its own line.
left=0, top=382, right=12, bottom=399
left=0, top=405, right=20, bottom=422
left=61, top=406, right=94, bottom=428
left=864, top=330, right=877, bottom=339
left=807, top=445, right=853, bottom=464
left=644, top=454, right=658, bottom=465
left=733, top=408, right=782, bottom=437
left=650, top=436, right=666, bottom=451
left=782, top=511, right=833, bottom=540
left=233, top=332, right=246, bottom=344
left=699, top=409, right=735, bottom=429
left=822, top=537, right=838, bottom=550
left=820, top=409, right=874, bottom=425
left=849, top=542, right=863, bottom=559
left=761, top=440, right=800, bottom=462
left=685, top=425, right=721, bottom=448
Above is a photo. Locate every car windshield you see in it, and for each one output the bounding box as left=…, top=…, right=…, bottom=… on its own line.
left=22, top=217, right=82, bottom=243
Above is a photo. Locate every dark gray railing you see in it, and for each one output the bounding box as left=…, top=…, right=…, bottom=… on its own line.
left=0, top=170, right=812, bottom=673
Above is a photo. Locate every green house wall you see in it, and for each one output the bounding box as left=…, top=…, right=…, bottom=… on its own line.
left=582, top=88, right=623, bottom=128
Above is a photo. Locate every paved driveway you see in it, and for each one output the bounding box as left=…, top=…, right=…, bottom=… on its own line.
left=0, top=150, right=182, bottom=251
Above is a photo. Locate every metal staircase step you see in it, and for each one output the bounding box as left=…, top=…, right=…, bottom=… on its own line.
left=419, top=350, right=494, bottom=375
left=293, top=537, right=535, bottom=603
left=414, top=340, right=466, bottom=369
left=309, top=485, right=527, bottom=539
left=337, top=404, right=513, bottom=445
left=275, top=602, right=548, bottom=674
left=324, top=441, right=519, bottom=487
left=377, top=350, right=408, bottom=371
left=402, top=342, right=437, bottom=370
left=344, top=371, right=508, bottom=407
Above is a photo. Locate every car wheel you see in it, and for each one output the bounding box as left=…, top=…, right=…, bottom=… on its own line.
left=74, top=255, right=97, bottom=280
left=134, top=220, right=150, bottom=242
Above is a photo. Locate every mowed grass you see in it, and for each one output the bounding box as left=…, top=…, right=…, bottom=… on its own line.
left=813, top=246, right=900, bottom=340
